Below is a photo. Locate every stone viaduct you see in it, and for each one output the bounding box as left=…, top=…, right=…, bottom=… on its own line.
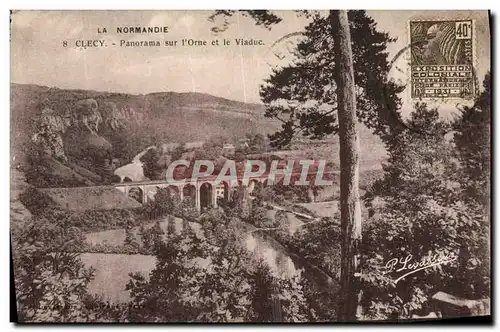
left=114, top=175, right=267, bottom=211
left=114, top=170, right=336, bottom=211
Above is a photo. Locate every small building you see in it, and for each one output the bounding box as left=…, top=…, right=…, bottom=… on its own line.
left=185, top=141, right=205, bottom=150
left=222, top=143, right=235, bottom=156
left=215, top=185, right=226, bottom=200
left=237, top=137, right=250, bottom=150
left=161, top=142, right=181, bottom=153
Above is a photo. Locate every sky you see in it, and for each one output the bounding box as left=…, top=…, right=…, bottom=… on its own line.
left=10, top=10, right=491, bottom=114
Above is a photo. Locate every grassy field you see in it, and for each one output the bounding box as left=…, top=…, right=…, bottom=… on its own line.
left=80, top=253, right=156, bottom=303
left=84, top=216, right=198, bottom=246
left=39, top=186, right=142, bottom=212
left=85, top=228, right=127, bottom=247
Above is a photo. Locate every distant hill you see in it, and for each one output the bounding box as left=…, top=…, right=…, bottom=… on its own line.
left=11, top=83, right=387, bottom=189
left=11, top=83, right=277, bottom=159
left=10, top=83, right=281, bottom=187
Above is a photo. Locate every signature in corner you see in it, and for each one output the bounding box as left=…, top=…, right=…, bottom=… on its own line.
left=383, top=253, right=457, bottom=284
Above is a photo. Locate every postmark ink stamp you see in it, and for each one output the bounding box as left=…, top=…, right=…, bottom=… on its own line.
left=410, top=20, right=475, bottom=100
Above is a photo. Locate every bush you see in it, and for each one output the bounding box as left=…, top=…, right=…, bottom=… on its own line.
left=19, top=187, right=58, bottom=215
left=173, top=197, right=199, bottom=222
left=360, top=103, right=490, bottom=319
left=111, top=174, right=122, bottom=183
left=142, top=188, right=177, bottom=220
left=81, top=242, right=149, bottom=255
left=139, top=221, right=165, bottom=253
left=39, top=208, right=141, bottom=233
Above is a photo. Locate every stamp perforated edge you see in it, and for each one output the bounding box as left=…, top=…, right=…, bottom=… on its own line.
left=406, top=18, right=478, bottom=103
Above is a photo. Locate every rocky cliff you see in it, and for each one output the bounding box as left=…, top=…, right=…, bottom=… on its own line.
left=28, top=97, right=142, bottom=184
left=11, top=83, right=278, bottom=188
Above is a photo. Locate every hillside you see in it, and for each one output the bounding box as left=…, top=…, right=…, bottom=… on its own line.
left=10, top=168, right=32, bottom=224
left=38, top=186, right=142, bottom=212
left=11, top=83, right=387, bottom=189
left=11, top=83, right=281, bottom=188
left=11, top=84, right=277, bottom=158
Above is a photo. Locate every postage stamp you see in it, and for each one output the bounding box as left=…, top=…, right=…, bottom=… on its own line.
left=410, top=20, right=475, bottom=100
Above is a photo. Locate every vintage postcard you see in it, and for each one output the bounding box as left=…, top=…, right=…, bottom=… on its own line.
left=10, top=10, right=491, bottom=323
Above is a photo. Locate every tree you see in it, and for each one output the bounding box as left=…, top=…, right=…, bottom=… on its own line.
left=11, top=217, right=96, bottom=322
left=139, top=220, right=165, bottom=254
left=143, top=188, right=176, bottom=219
left=171, top=144, right=186, bottom=161
left=209, top=12, right=405, bottom=320
left=174, top=197, right=200, bottom=222
left=258, top=11, right=404, bottom=148
left=245, top=133, right=267, bottom=154
left=126, top=212, right=310, bottom=322
left=110, top=174, right=122, bottom=183
left=140, top=148, right=165, bottom=180
left=194, top=136, right=226, bottom=160
left=330, top=10, right=362, bottom=321
left=124, top=221, right=140, bottom=250
left=453, top=72, right=491, bottom=206
left=291, top=217, right=342, bottom=320
left=361, top=103, right=490, bottom=319
left=209, top=10, right=283, bottom=34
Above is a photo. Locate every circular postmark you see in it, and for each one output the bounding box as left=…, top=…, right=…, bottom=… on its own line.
left=264, top=31, right=305, bottom=69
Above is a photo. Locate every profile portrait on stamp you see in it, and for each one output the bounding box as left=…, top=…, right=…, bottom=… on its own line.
left=410, top=20, right=475, bottom=99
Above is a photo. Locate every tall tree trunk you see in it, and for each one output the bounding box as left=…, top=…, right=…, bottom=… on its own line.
left=330, top=10, right=363, bottom=321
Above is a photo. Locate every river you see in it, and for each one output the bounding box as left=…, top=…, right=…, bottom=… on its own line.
left=82, top=216, right=302, bottom=303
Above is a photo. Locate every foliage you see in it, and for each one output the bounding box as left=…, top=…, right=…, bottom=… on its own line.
left=124, top=221, right=141, bottom=250
left=194, top=136, right=225, bottom=160
left=452, top=72, right=491, bottom=206
left=20, top=187, right=141, bottom=232
left=81, top=219, right=168, bottom=255
left=174, top=197, right=200, bottom=222
left=30, top=208, right=138, bottom=233
left=243, top=187, right=342, bottom=321
left=140, top=148, right=165, bottom=180
left=23, top=153, right=93, bottom=188
left=19, top=187, right=58, bottom=216
left=170, top=144, right=186, bottom=161
left=240, top=133, right=268, bottom=155
left=291, top=218, right=341, bottom=279
left=81, top=242, right=149, bottom=255
left=111, top=174, right=122, bottom=183
left=125, top=211, right=310, bottom=322
left=142, top=188, right=177, bottom=220
left=11, top=218, right=96, bottom=322
left=269, top=183, right=316, bottom=204
left=259, top=10, right=405, bottom=148
left=361, top=102, right=490, bottom=319
left=273, top=214, right=341, bottom=321
left=63, top=209, right=138, bottom=233
left=209, top=10, right=282, bottom=33
left=139, top=220, right=166, bottom=254
left=166, top=215, right=177, bottom=237
left=246, top=204, right=277, bottom=229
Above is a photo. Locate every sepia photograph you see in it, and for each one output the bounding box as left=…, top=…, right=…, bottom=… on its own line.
left=9, top=9, right=491, bottom=323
